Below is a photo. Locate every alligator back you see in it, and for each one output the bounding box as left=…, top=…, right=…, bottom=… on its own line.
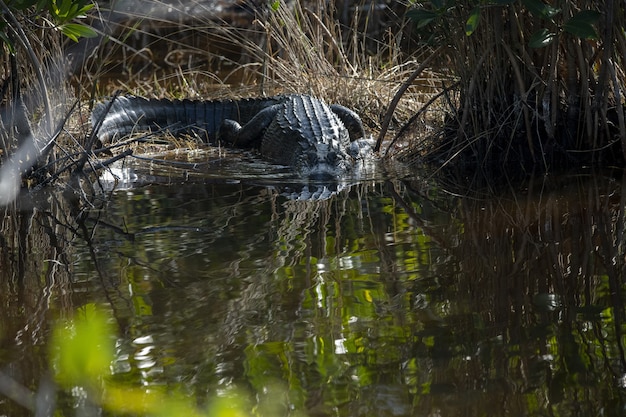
left=92, top=95, right=286, bottom=144
left=260, top=94, right=352, bottom=167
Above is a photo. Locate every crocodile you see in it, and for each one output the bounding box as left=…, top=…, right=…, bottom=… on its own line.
left=92, top=94, right=374, bottom=180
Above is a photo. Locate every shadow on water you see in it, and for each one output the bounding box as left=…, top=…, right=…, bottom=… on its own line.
left=1, top=168, right=626, bottom=416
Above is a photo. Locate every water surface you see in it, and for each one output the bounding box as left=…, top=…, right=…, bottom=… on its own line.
left=1, top=164, right=625, bottom=416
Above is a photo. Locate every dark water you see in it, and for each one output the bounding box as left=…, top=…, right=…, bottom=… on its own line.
left=1, top=163, right=626, bottom=416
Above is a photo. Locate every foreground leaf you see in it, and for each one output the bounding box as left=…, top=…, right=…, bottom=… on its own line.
left=60, top=22, right=97, bottom=42
left=529, top=28, right=556, bottom=48
left=564, top=10, right=601, bottom=40
left=465, top=7, right=481, bottom=36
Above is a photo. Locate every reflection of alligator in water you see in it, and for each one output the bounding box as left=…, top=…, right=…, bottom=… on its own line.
left=92, top=94, right=376, bottom=180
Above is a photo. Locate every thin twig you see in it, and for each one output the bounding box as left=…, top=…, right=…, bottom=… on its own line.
left=500, top=41, right=538, bottom=164
left=0, top=0, right=53, bottom=132
left=384, top=81, right=460, bottom=157
left=375, top=45, right=444, bottom=152
left=82, top=149, right=134, bottom=174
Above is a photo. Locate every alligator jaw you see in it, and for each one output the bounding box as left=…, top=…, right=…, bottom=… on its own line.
left=300, top=160, right=350, bottom=182
left=306, top=167, right=340, bottom=181
left=289, top=141, right=350, bottom=180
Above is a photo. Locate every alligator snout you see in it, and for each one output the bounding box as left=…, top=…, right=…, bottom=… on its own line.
left=306, top=149, right=344, bottom=165
left=297, top=144, right=352, bottom=178
left=305, top=164, right=343, bottom=181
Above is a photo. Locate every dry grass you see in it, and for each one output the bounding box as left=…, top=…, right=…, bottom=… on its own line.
left=73, top=0, right=441, bottom=149
left=0, top=7, right=83, bottom=204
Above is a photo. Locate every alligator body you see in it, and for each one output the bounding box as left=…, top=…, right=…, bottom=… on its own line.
left=92, top=94, right=374, bottom=180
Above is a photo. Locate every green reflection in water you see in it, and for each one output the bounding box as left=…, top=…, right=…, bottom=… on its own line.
left=2, top=173, right=626, bottom=416
left=85, top=181, right=444, bottom=416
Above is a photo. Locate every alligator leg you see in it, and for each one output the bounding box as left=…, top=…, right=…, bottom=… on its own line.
left=219, top=104, right=281, bottom=147
left=330, top=104, right=366, bottom=141
left=348, top=138, right=375, bottom=159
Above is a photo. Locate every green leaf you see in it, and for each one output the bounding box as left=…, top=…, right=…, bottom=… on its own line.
left=563, top=10, right=601, bottom=39
left=563, top=21, right=598, bottom=39
left=75, top=2, right=94, bottom=16
left=568, top=9, right=602, bottom=25
left=465, top=6, right=480, bottom=36
left=529, top=28, right=556, bottom=48
left=60, top=23, right=97, bottom=42
left=57, top=0, right=73, bottom=18
left=270, top=0, right=280, bottom=12
left=0, top=31, right=15, bottom=53
left=521, top=0, right=560, bottom=19
left=48, top=0, right=93, bottom=21
left=407, top=9, right=440, bottom=29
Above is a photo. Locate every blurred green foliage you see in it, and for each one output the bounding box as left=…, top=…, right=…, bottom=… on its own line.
left=49, top=304, right=259, bottom=417
left=407, top=0, right=601, bottom=47
left=50, top=304, right=114, bottom=387
left=1, top=0, right=96, bottom=49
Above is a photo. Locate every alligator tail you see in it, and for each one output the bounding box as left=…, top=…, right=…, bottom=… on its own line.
left=91, top=96, right=273, bottom=144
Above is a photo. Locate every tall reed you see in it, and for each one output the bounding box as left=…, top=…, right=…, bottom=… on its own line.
left=404, top=0, right=626, bottom=176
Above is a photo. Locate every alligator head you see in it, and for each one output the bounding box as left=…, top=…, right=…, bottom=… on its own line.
left=269, top=124, right=353, bottom=180
left=292, top=132, right=376, bottom=181
left=258, top=99, right=362, bottom=180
